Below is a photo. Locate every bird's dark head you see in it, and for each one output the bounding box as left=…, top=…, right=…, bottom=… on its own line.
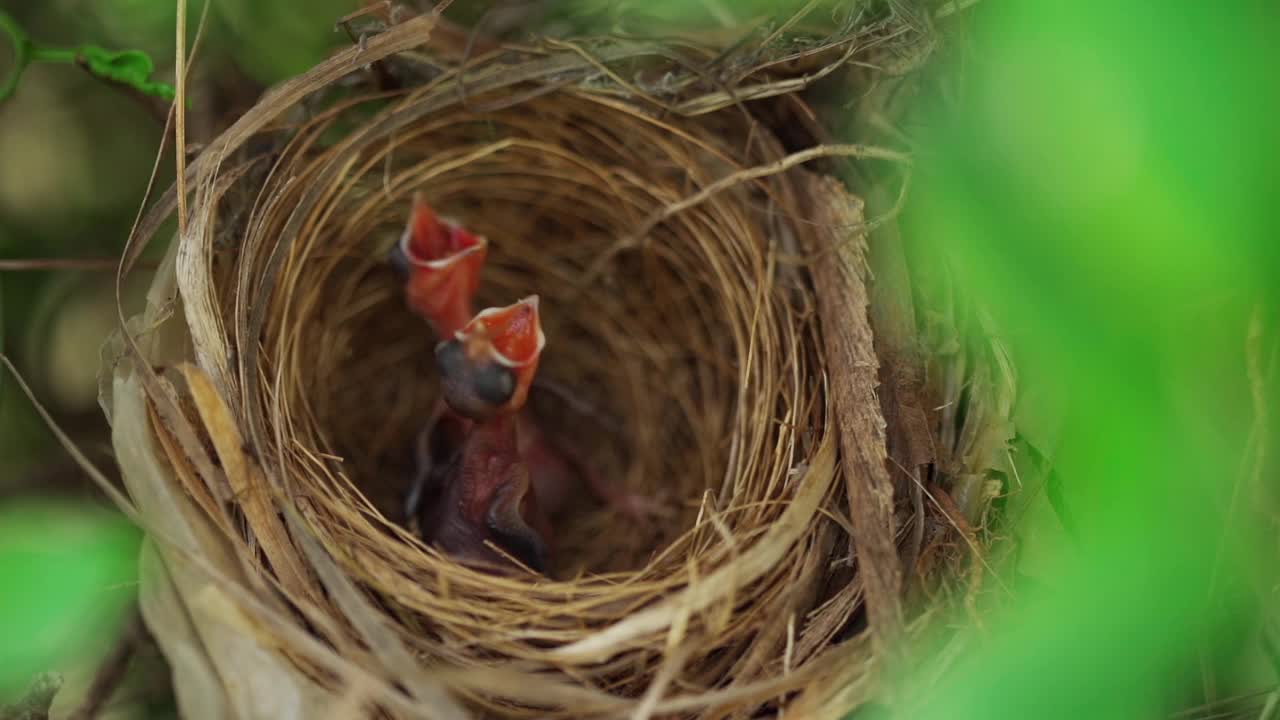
left=435, top=296, right=544, bottom=421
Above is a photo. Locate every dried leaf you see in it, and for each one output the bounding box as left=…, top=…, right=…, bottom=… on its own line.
left=177, top=363, right=315, bottom=604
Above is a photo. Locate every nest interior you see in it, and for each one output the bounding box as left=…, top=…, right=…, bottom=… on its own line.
left=297, top=94, right=819, bottom=581
left=112, top=13, right=1009, bottom=719
left=240, top=83, right=846, bottom=693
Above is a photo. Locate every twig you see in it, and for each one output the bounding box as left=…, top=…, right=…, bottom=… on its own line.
left=175, top=0, right=188, bottom=236
left=580, top=142, right=910, bottom=286
left=0, top=258, right=157, bottom=272
left=67, top=604, right=145, bottom=720
left=801, top=174, right=905, bottom=671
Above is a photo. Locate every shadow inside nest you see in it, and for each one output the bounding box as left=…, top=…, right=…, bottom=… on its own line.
left=318, top=195, right=743, bottom=580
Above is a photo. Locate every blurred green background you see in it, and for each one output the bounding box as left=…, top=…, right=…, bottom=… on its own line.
left=0, top=0, right=351, bottom=714
left=904, top=2, right=1279, bottom=719
left=1, top=0, right=1276, bottom=718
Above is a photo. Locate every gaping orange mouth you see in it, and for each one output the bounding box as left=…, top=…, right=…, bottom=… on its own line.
left=457, top=296, right=546, bottom=369
left=401, top=192, right=486, bottom=266
left=398, top=193, right=488, bottom=338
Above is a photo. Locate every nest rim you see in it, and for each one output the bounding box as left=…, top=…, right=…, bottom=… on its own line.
left=108, top=12, right=1007, bottom=718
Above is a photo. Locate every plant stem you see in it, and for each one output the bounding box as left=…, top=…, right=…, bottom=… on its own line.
left=0, top=9, right=174, bottom=104
left=29, top=46, right=77, bottom=64
left=0, top=9, right=32, bottom=102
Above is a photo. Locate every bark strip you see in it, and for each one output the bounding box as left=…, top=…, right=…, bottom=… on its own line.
left=802, top=174, right=904, bottom=660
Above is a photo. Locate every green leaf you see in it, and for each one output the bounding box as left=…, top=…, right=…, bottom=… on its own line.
left=0, top=500, right=139, bottom=701
left=77, top=45, right=175, bottom=101
left=0, top=9, right=175, bottom=103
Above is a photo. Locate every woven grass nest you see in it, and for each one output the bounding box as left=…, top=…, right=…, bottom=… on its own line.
left=104, top=7, right=1013, bottom=719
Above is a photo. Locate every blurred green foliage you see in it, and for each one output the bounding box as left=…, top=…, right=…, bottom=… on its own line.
left=0, top=0, right=353, bottom=475
left=0, top=500, right=139, bottom=701
left=0, top=0, right=350, bottom=703
left=1, top=1, right=169, bottom=513
left=560, top=0, right=1280, bottom=713
left=902, top=1, right=1279, bottom=718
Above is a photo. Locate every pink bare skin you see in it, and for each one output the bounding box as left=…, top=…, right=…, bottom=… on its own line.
left=516, top=415, right=667, bottom=522
left=418, top=413, right=551, bottom=572
left=408, top=395, right=660, bottom=573
left=415, top=298, right=551, bottom=571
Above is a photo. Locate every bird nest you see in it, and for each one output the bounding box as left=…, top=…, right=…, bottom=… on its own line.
left=103, top=9, right=1012, bottom=720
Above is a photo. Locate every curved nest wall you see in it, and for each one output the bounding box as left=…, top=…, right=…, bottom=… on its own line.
left=288, top=93, right=825, bottom=584
left=107, top=15, right=1012, bottom=720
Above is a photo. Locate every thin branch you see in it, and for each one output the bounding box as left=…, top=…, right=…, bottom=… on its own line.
left=580, top=142, right=911, bottom=286
left=175, top=0, right=189, bottom=235
left=0, top=258, right=157, bottom=272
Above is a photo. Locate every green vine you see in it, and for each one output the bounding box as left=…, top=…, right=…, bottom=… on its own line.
left=0, top=9, right=175, bottom=103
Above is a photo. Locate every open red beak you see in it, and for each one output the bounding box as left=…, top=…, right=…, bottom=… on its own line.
left=437, top=296, right=545, bottom=418
left=460, top=296, right=544, bottom=413
left=398, top=193, right=487, bottom=338
left=463, top=296, right=543, bottom=362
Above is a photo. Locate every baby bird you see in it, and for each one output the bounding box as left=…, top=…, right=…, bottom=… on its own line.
left=420, top=297, right=552, bottom=571
left=388, top=193, right=486, bottom=523
left=434, top=296, right=544, bottom=421
left=390, top=198, right=664, bottom=567
left=387, top=192, right=487, bottom=339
